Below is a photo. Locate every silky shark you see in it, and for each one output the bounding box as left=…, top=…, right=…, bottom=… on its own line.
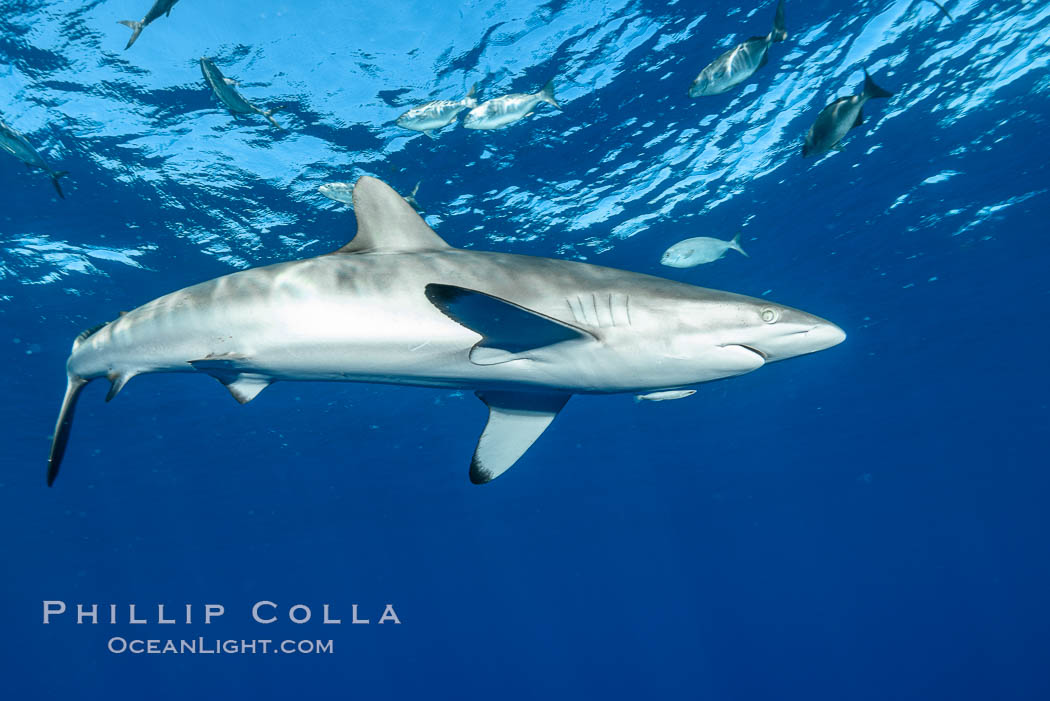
left=47, top=177, right=845, bottom=487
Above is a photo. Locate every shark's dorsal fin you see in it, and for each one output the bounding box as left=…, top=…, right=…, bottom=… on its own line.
left=425, top=283, right=597, bottom=365
left=470, top=390, right=571, bottom=484
left=336, top=176, right=450, bottom=254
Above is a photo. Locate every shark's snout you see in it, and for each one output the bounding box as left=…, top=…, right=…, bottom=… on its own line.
left=756, top=318, right=845, bottom=362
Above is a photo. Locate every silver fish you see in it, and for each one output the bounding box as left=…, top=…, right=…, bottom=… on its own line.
left=46, top=177, right=844, bottom=487
left=689, top=0, right=787, bottom=97
left=462, top=79, right=559, bottom=130
left=661, top=233, right=748, bottom=268
left=320, top=180, right=422, bottom=212
left=319, top=182, right=354, bottom=204
left=803, top=68, right=894, bottom=158
left=200, top=58, right=284, bottom=129
left=0, top=118, right=68, bottom=198
left=635, top=389, right=697, bottom=402
left=396, top=85, right=477, bottom=138
left=118, top=0, right=180, bottom=50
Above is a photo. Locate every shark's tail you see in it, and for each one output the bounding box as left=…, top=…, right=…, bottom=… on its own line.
left=50, top=170, right=69, bottom=199
left=730, top=232, right=749, bottom=257
left=537, top=79, right=560, bottom=109
left=770, top=0, right=787, bottom=42
left=862, top=68, right=894, bottom=100
left=47, top=373, right=90, bottom=486
left=48, top=323, right=108, bottom=486
left=118, top=19, right=144, bottom=50
left=464, top=82, right=478, bottom=108
left=263, top=106, right=286, bottom=129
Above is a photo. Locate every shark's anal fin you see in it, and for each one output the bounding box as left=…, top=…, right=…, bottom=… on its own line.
left=188, top=357, right=272, bottom=404
left=105, top=371, right=134, bottom=402
left=335, top=176, right=450, bottom=254
left=470, top=391, right=571, bottom=484
left=425, top=283, right=596, bottom=365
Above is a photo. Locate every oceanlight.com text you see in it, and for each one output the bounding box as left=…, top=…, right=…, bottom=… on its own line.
left=107, top=637, right=334, bottom=655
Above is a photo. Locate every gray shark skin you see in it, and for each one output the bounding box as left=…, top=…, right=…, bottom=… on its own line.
left=803, top=68, right=894, bottom=157
left=463, top=79, right=559, bottom=130
left=200, top=58, right=284, bottom=128
left=0, top=118, right=69, bottom=198
left=119, top=0, right=180, bottom=50
left=396, top=85, right=477, bottom=138
left=689, top=0, right=787, bottom=97
left=47, top=177, right=845, bottom=487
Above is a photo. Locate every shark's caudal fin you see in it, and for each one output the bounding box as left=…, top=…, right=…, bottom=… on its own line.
left=770, top=0, right=787, bottom=42
left=862, top=68, right=894, bottom=100
left=47, top=375, right=90, bottom=486
left=118, top=20, right=144, bottom=50
left=50, top=170, right=69, bottom=199
left=730, top=232, right=749, bottom=257
left=335, top=176, right=451, bottom=254
left=464, top=83, right=478, bottom=107
left=48, top=323, right=111, bottom=485
left=537, top=79, right=560, bottom=109
left=470, top=391, right=571, bottom=484
left=425, top=284, right=596, bottom=365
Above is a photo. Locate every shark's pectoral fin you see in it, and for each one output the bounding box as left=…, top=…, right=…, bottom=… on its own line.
left=425, top=283, right=597, bottom=365
left=470, top=390, right=571, bottom=484
left=335, top=176, right=450, bottom=254
left=188, top=357, right=272, bottom=404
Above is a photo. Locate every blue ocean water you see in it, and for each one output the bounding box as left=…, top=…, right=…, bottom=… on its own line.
left=2, top=0, right=1049, bottom=697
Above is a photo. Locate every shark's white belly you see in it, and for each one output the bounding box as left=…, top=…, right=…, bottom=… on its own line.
left=67, top=250, right=741, bottom=394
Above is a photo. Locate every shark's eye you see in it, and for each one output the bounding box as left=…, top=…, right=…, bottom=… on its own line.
left=760, top=307, right=780, bottom=324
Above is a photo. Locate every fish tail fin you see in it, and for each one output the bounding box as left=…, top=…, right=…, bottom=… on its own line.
left=118, top=20, right=144, bottom=50
left=465, top=82, right=479, bottom=107
left=47, top=373, right=91, bottom=486
left=50, top=170, right=69, bottom=199
left=731, top=231, right=749, bottom=257
left=538, top=78, right=560, bottom=109
left=863, top=68, right=894, bottom=99
left=263, top=106, right=285, bottom=129
left=770, top=0, right=787, bottom=42
left=926, top=0, right=953, bottom=21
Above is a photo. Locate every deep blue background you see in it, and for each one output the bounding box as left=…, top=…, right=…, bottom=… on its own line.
left=2, top=0, right=1049, bottom=698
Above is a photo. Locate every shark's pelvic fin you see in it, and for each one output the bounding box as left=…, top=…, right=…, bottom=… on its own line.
left=425, top=283, right=597, bottom=365
left=336, top=176, right=450, bottom=254
left=470, top=390, right=571, bottom=484
left=188, top=357, right=272, bottom=404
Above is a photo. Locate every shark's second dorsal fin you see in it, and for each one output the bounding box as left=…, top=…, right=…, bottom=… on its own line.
left=336, top=176, right=450, bottom=254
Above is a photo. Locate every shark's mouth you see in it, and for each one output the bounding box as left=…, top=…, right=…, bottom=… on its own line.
left=735, top=344, right=768, bottom=361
